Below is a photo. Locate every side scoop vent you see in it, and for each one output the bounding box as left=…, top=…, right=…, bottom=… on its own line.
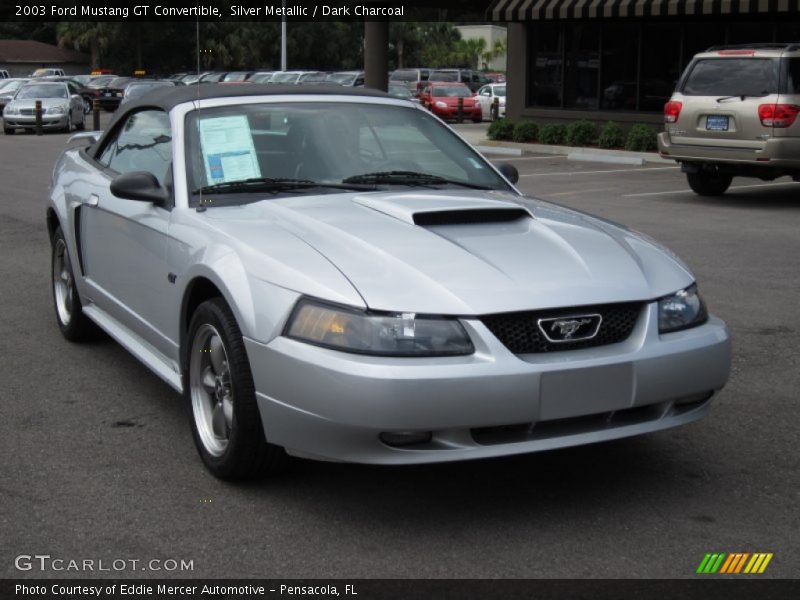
left=413, top=208, right=530, bottom=227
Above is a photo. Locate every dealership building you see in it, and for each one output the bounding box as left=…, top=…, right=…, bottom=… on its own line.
left=489, top=0, right=800, bottom=124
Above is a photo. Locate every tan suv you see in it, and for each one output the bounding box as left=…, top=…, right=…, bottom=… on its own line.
left=658, top=44, right=800, bottom=196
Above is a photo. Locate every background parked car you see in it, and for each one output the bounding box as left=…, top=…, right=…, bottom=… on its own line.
left=249, top=72, right=276, bottom=84
left=475, top=83, right=507, bottom=121
left=121, top=80, right=179, bottom=105
left=429, top=69, right=491, bottom=93
left=93, top=76, right=135, bottom=111
left=389, top=68, right=431, bottom=94
left=418, top=81, right=482, bottom=122
left=221, top=72, right=253, bottom=83
left=3, top=82, right=85, bottom=134
left=0, top=69, right=9, bottom=79
left=30, top=68, right=65, bottom=78
left=38, top=76, right=96, bottom=113
left=0, top=78, right=30, bottom=111
left=326, top=71, right=365, bottom=86
left=199, top=72, right=228, bottom=83
left=387, top=83, right=420, bottom=103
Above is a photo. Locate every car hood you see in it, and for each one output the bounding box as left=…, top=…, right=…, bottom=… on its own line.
left=205, top=190, right=694, bottom=314
left=10, top=98, right=68, bottom=108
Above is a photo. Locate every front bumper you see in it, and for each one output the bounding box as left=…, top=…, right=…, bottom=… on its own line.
left=658, top=132, right=800, bottom=169
left=3, top=114, right=68, bottom=129
left=245, top=303, right=731, bottom=464
left=431, top=105, right=482, bottom=120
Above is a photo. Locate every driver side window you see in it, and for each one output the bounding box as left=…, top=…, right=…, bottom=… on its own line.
left=97, top=109, right=172, bottom=186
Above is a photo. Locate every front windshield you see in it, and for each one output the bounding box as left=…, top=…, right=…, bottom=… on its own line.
left=184, top=101, right=512, bottom=205
left=388, top=86, right=412, bottom=99
left=432, top=86, right=472, bottom=98
left=16, top=84, right=67, bottom=99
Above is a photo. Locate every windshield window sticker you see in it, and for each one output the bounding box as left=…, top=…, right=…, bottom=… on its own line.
left=198, top=115, right=261, bottom=184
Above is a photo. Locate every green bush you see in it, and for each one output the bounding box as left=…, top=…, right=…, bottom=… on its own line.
left=625, top=124, right=658, bottom=152
left=487, top=119, right=515, bottom=141
left=597, top=121, right=625, bottom=149
left=565, top=120, right=598, bottom=146
left=538, top=123, right=567, bottom=145
left=512, top=121, right=538, bottom=143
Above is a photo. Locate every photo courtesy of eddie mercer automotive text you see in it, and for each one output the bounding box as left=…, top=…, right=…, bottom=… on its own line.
left=47, top=84, right=731, bottom=480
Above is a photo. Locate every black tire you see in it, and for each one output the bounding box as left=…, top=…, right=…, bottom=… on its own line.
left=51, top=226, right=98, bottom=341
left=76, top=116, right=85, bottom=131
left=686, top=172, right=732, bottom=196
left=472, top=115, right=483, bottom=124
left=186, top=298, right=289, bottom=480
left=3, top=126, right=13, bottom=135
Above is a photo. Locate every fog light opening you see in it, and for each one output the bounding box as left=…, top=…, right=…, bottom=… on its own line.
left=379, top=431, right=433, bottom=447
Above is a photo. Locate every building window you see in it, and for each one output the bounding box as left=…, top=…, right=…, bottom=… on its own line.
left=639, top=23, right=681, bottom=112
left=564, top=23, right=600, bottom=109
left=600, top=24, right=639, bottom=111
left=528, top=23, right=563, bottom=107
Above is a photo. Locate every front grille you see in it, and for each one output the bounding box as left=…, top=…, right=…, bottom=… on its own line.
left=20, top=108, right=35, bottom=116
left=480, top=302, right=642, bottom=354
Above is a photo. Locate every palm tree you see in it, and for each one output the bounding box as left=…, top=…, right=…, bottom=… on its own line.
left=56, top=23, right=118, bottom=69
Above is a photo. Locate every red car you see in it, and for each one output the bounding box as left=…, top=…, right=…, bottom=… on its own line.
left=417, top=82, right=482, bottom=123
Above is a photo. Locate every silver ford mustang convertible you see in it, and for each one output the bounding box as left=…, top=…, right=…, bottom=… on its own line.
left=48, top=86, right=731, bottom=478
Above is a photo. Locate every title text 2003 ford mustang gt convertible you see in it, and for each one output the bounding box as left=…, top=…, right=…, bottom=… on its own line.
left=48, top=86, right=731, bottom=479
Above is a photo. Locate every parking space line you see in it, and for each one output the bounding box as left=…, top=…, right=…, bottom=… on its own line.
left=623, top=181, right=800, bottom=197
left=519, top=166, right=679, bottom=177
left=490, top=155, right=568, bottom=161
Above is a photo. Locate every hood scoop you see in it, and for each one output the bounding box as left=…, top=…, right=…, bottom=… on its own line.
left=413, top=208, right=530, bottom=226
left=352, top=192, right=530, bottom=226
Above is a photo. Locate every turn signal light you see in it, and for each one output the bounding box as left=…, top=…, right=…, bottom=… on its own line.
left=758, top=104, right=800, bottom=128
left=664, top=101, right=683, bottom=123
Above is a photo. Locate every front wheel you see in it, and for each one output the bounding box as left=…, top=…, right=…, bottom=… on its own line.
left=686, top=171, right=732, bottom=196
left=3, top=126, right=13, bottom=135
left=51, top=227, right=97, bottom=341
left=186, top=298, right=289, bottom=479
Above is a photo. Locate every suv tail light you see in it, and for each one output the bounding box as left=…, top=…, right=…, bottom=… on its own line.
left=758, top=104, right=800, bottom=128
left=664, top=101, right=683, bottom=123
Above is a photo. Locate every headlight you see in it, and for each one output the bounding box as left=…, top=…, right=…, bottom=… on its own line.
left=658, top=284, right=708, bottom=333
left=285, top=298, right=474, bottom=357
left=47, top=105, right=66, bottom=114
left=435, top=101, right=448, bottom=108
left=4, top=103, right=18, bottom=115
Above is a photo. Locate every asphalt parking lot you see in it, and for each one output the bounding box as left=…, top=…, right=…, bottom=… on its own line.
left=1, top=117, right=798, bottom=580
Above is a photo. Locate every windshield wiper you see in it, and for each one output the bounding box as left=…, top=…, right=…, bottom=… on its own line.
left=191, top=177, right=376, bottom=195
left=341, top=170, right=492, bottom=190
left=716, top=92, right=769, bottom=102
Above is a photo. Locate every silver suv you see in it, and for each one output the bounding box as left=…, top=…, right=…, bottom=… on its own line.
left=658, top=44, right=800, bottom=196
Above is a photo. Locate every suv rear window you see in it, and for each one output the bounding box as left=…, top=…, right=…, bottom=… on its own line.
left=786, top=58, right=800, bottom=94
left=682, top=58, right=778, bottom=96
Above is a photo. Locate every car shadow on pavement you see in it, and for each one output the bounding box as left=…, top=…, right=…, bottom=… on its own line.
left=239, top=433, right=710, bottom=526
left=661, top=185, right=800, bottom=210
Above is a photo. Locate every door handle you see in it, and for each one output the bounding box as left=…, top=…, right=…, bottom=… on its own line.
left=87, top=194, right=99, bottom=206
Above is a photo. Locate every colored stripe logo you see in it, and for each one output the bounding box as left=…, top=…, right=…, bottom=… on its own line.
left=697, top=552, right=773, bottom=574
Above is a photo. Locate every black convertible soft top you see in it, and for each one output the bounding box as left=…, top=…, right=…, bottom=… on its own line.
left=106, top=83, right=390, bottom=130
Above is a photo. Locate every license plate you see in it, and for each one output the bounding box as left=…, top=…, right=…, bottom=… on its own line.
left=539, top=363, right=634, bottom=421
left=104, top=92, right=111, bottom=97
left=706, top=115, right=729, bottom=131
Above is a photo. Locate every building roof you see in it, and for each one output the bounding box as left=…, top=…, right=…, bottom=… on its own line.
left=0, top=40, right=88, bottom=64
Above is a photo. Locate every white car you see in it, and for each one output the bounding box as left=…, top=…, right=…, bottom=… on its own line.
left=476, top=83, right=507, bottom=121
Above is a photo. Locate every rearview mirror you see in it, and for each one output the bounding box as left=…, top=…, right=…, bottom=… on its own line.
left=496, top=162, right=519, bottom=184
left=110, top=171, right=169, bottom=204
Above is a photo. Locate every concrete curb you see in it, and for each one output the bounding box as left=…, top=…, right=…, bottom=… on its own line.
left=473, top=145, right=523, bottom=157
left=474, top=139, right=676, bottom=165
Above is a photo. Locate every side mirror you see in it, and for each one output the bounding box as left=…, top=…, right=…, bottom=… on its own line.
left=496, top=162, right=519, bottom=184
left=110, top=171, right=169, bottom=204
